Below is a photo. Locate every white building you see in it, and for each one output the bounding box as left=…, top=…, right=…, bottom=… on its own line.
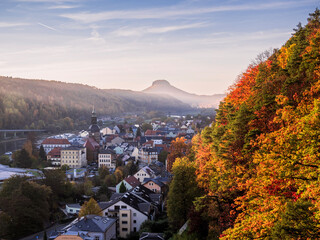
left=138, top=147, right=158, bottom=164
left=98, top=149, right=116, bottom=170
left=101, top=188, right=158, bottom=238
left=134, top=166, right=156, bottom=183
left=41, top=138, right=71, bottom=154
left=66, top=203, right=81, bottom=215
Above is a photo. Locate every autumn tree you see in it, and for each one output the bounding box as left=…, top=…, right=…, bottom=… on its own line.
left=167, top=157, right=201, bottom=231
left=79, top=198, right=102, bottom=217
left=167, top=137, right=191, bottom=172
left=13, top=148, right=32, bottom=168
left=0, top=176, right=51, bottom=239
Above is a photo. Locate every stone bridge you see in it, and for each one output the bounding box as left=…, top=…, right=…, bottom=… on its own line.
left=0, top=129, right=47, bottom=140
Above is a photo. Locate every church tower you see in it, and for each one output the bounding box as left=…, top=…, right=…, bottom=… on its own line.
left=88, top=107, right=100, bottom=143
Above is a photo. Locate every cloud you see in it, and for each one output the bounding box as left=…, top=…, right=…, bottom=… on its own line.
left=0, top=22, right=30, bottom=28
left=60, top=1, right=314, bottom=23
left=113, top=22, right=207, bottom=37
left=87, top=29, right=105, bottom=44
left=38, top=22, right=58, bottom=32
left=47, top=4, right=80, bottom=9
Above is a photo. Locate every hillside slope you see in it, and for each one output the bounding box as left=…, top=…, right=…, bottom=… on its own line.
left=143, top=80, right=225, bottom=108
left=187, top=9, right=320, bottom=239
left=0, top=77, right=192, bottom=130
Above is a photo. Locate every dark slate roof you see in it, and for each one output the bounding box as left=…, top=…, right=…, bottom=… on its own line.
left=143, top=178, right=165, bottom=187
left=109, top=193, right=124, bottom=201
left=143, top=148, right=158, bottom=153
left=100, top=185, right=159, bottom=215
left=131, top=185, right=161, bottom=205
left=66, top=203, right=81, bottom=208
left=62, top=146, right=85, bottom=151
left=120, top=193, right=151, bottom=215
left=42, top=138, right=70, bottom=145
left=98, top=201, right=114, bottom=210
left=99, top=149, right=115, bottom=154
left=140, top=232, right=165, bottom=240
left=68, top=215, right=116, bottom=233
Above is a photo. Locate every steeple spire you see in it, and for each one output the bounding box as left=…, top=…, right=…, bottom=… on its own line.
left=91, top=106, right=97, bottom=125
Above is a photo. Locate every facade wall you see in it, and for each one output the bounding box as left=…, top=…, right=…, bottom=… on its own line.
left=61, top=148, right=87, bottom=168
left=143, top=182, right=161, bottom=193
left=88, top=232, right=104, bottom=240
left=134, top=169, right=152, bottom=183
left=116, top=180, right=134, bottom=193
left=105, top=222, right=117, bottom=240
left=66, top=206, right=80, bottom=214
left=98, top=153, right=115, bottom=169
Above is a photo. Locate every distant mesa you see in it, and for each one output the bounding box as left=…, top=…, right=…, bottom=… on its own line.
left=151, top=80, right=171, bottom=86
left=143, top=80, right=225, bottom=108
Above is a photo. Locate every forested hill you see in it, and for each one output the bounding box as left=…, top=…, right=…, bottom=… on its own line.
left=0, top=77, right=192, bottom=130
left=175, top=10, right=320, bottom=239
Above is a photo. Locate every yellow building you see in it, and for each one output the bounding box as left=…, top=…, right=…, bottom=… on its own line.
left=61, top=146, right=87, bottom=168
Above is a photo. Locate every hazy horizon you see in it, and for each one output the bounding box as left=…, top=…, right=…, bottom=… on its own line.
left=0, top=0, right=318, bottom=95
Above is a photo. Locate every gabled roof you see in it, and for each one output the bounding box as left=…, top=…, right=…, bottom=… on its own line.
left=42, top=138, right=70, bottom=145
left=120, top=193, right=151, bottom=215
left=66, top=203, right=81, bottom=208
left=85, top=137, right=100, bottom=150
left=138, top=166, right=155, bottom=176
left=102, top=185, right=160, bottom=216
left=143, top=178, right=165, bottom=187
left=124, top=176, right=140, bottom=188
left=47, top=147, right=61, bottom=157
left=67, top=215, right=116, bottom=233
left=142, top=140, right=154, bottom=146
left=144, top=130, right=161, bottom=136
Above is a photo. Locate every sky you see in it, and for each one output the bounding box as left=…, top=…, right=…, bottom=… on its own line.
left=0, top=0, right=318, bottom=95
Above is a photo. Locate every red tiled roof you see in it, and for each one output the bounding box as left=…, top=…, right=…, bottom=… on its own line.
left=124, top=176, right=140, bottom=188
left=47, top=147, right=61, bottom=157
left=85, top=137, right=100, bottom=150
left=144, top=130, right=160, bottom=136
left=42, top=138, right=70, bottom=145
left=155, top=144, right=168, bottom=151
left=142, top=140, right=154, bottom=146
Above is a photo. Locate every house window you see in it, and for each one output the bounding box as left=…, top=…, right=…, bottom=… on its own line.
left=134, top=227, right=137, bottom=232
left=133, top=220, right=136, bottom=223
left=122, top=213, right=128, bottom=217
left=121, top=206, right=127, bottom=209
left=122, top=228, right=128, bottom=231
left=122, top=221, right=128, bottom=224
left=94, top=237, right=99, bottom=240
left=133, top=213, right=136, bottom=216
